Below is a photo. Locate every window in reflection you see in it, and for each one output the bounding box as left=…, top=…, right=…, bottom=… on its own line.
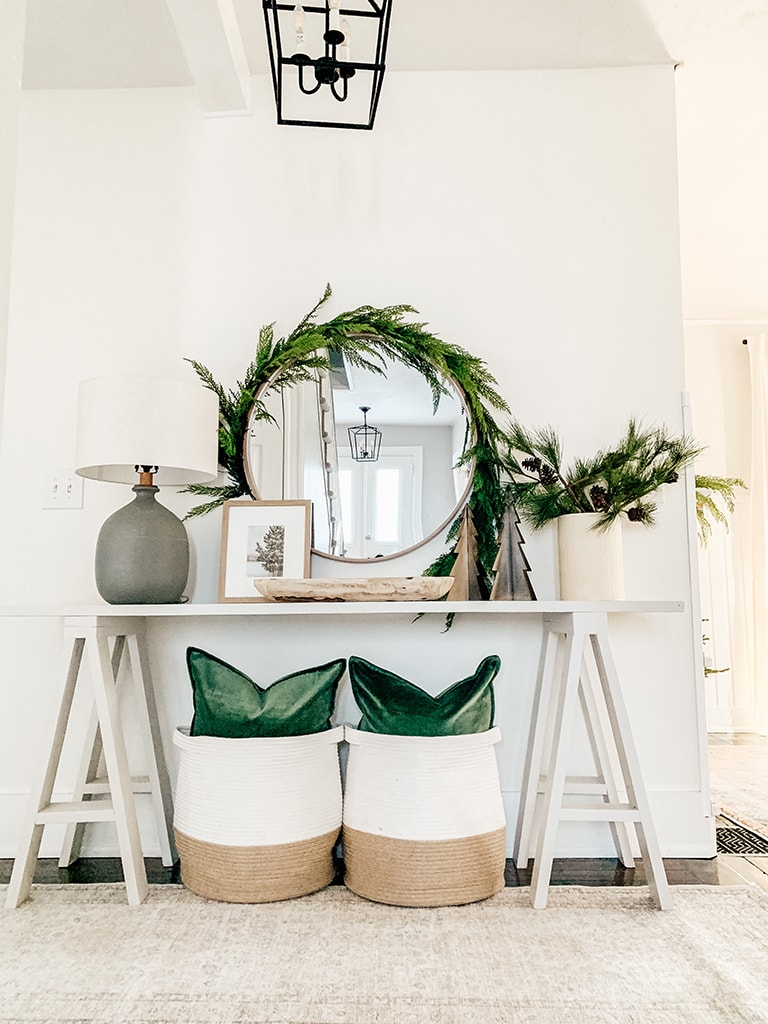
left=338, top=449, right=422, bottom=558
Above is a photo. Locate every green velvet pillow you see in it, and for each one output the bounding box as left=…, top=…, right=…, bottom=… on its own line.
left=187, top=647, right=346, bottom=738
left=348, top=655, right=500, bottom=736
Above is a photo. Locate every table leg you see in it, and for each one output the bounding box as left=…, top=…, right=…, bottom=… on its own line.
left=590, top=623, right=672, bottom=910
left=521, top=612, right=672, bottom=911
left=85, top=627, right=148, bottom=905
left=5, top=638, right=85, bottom=908
left=530, top=621, right=584, bottom=909
left=126, top=633, right=176, bottom=866
left=578, top=652, right=636, bottom=868
left=59, top=635, right=125, bottom=867
left=513, top=625, right=558, bottom=868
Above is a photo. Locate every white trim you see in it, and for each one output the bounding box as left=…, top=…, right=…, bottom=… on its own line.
left=682, top=391, right=713, bottom=820
left=0, top=786, right=715, bottom=860
left=502, top=789, right=715, bottom=858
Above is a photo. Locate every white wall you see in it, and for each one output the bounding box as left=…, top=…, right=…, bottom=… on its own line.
left=0, top=0, right=26, bottom=435
left=0, top=66, right=713, bottom=857
left=684, top=324, right=756, bottom=731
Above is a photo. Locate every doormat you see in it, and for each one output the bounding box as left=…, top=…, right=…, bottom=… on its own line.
left=716, top=821, right=768, bottom=855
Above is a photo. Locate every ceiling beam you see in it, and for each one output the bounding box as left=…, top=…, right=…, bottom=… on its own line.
left=165, top=0, right=251, bottom=115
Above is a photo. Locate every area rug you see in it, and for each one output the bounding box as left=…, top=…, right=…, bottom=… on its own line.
left=2, top=884, right=768, bottom=1024
left=709, top=741, right=768, bottom=839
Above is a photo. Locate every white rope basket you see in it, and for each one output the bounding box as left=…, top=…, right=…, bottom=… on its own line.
left=342, top=726, right=507, bottom=906
left=173, top=726, right=344, bottom=902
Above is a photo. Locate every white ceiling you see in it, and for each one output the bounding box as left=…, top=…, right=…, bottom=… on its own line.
left=332, top=359, right=464, bottom=427
left=18, top=0, right=768, bottom=320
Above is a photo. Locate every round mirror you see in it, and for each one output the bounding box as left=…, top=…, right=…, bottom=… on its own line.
left=244, top=355, right=473, bottom=562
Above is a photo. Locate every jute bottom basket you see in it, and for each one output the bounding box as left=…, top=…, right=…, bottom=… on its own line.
left=173, top=726, right=343, bottom=903
left=342, top=726, right=506, bottom=907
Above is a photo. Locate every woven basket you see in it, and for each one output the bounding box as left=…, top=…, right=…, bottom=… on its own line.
left=342, top=726, right=506, bottom=907
left=173, top=726, right=343, bottom=903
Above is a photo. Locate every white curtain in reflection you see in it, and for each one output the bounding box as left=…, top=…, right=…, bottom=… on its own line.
left=747, top=334, right=768, bottom=734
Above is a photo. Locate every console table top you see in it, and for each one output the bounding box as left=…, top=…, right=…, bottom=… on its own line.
left=0, top=600, right=684, bottom=618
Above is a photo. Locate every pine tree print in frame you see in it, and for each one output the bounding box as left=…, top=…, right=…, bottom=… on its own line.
left=219, top=500, right=311, bottom=602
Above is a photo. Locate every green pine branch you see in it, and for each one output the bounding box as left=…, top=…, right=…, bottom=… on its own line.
left=695, top=474, right=746, bottom=545
left=500, top=417, right=704, bottom=530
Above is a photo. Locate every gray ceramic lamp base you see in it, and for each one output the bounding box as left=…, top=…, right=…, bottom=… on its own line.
left=94, top=485, right=189, bottom=604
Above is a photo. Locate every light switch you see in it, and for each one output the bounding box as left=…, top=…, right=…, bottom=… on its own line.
left=42, top=470, right=84, bottom=509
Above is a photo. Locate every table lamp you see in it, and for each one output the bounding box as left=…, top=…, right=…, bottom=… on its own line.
left=75, top=376, right=219, bottom=604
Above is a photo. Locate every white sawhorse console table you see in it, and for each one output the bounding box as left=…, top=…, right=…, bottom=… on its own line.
left=513, top=610, right=674, bottom=909
left=5, top=615, right=176, bottom=908
left=3, top=600, right=683, bottom=910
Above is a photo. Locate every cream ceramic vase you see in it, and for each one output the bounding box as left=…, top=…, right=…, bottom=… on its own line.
left=557, top=512, right=625, bottom=601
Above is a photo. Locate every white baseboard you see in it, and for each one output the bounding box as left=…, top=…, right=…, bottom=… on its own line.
left=1, top=789, right=715, bottom=862
left=0, top=791, right=164, bottom=860
left=706, top=706, right=758, bottom=733
left=500, top=789, right=715, bottom=859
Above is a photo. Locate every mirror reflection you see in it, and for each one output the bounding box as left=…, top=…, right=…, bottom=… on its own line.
left=244, top=355, right=472, bottom=561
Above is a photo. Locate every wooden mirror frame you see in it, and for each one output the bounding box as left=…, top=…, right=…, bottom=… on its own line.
left=242, top=361, right=477, bottom=563
left=184, top=286, right=511, bottom=588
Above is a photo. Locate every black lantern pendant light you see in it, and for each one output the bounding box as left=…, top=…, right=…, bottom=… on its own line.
left=262, top=1, right=393, bottom=130
left=348, top=406, right=382, bottom=462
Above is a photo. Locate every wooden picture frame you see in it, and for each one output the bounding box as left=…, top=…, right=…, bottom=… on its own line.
left=218, top=499, right=312, bottom=602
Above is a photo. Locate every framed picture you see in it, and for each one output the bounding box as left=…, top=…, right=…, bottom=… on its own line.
left=219, top=499, right=312, bottom=602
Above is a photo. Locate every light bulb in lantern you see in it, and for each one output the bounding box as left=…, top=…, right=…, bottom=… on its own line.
left=294, top=4, right=305, bottom=50
left=328, top=0, right=341, bottom=33
left=340, top=19, right=351, bottom=61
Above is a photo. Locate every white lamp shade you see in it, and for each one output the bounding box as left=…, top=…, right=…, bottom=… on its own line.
left=75, top=376, right=220, bottom=485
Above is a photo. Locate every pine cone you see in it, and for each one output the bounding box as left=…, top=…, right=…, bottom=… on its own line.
left=627, top=506, right=648, bottom=523
left=539, top=465, right=558, bottom=486
left=590, top=485, right=609, bottom=511
left=665, top=471, right=679, bottom=484
left=522, top=456, right=542, bottom=473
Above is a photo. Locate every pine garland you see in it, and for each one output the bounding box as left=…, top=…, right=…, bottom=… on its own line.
left=501, top=417, right=704, bottom=530
left=695, top=474, right=746, bottom=545
left=184, top=285, right=510, bottom=584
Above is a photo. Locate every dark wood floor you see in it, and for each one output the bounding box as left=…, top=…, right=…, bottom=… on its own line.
left=0, top=855, right=723, bottom=888
left=507, top=857, right=722, bottom=887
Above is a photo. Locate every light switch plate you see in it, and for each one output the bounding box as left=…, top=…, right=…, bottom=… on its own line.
left=42, top=470, right=84, bottom=509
